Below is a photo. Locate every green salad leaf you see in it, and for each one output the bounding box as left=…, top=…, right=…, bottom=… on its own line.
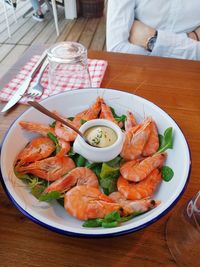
left=157, top=127, right=173, bottom=153
left=83, top=210, right=145, bottom=228
left=161, top=166, right=174, bottom=182
left=68, top=150, right=87, bottom=167
left=86, top=162, right=102, bottom=178
left=110, top=107, right=127, bottom=123
left=49, top=121, right=56, bottom=128
left=82, top=218, right=103, bottom=228
left=75, top=155, right=87, bottom=167
left=102, top=221, right=120, bottom=228
left=14, top=170, right=32, bottom=182
left=80, top=119, right=87, bottom=125
left=15, top=170, right=47, bottom=199
left=47, top=132, right=61, bottom=154
left=120, top=211, right=142, bottom=222
left=106, top=156, right=122, bottom=168
left=67, top=117, right=74, bottom=121
left=85, top=157, right=122, bottom=195
left=104, top=210, right=121, bottom=223
left=31, top=184, right=46, bottom=199
left=39, top=191, right=62, bottom=202
left=68, top=148, right=76, bottom=157
left=99, top=163, right=120, bottom=195
left=157, top=128, right=174, bottom=181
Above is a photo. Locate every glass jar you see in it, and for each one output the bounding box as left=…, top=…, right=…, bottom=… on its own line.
left=166, top=191, right=200, bottom=267
left=47, top=42, right=92, bottom=93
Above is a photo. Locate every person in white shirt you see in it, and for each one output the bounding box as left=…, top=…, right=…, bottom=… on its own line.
left=106, top=0, right=200, bottom=60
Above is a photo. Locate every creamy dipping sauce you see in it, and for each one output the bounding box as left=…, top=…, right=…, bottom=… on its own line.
left=84, top=126, right=118, bottom=148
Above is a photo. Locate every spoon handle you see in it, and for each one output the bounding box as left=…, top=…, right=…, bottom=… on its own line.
left=27, top=101, right=85, bottom=139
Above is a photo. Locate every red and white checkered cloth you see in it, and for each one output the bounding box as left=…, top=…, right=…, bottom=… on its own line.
left=0, top=55, right=108, bottom=105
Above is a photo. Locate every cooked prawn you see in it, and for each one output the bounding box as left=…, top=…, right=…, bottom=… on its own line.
left=142, top=121, right=159, bottom=156
left=109, top=191, right=157, bottom=215
left=120, top=118, right=152, bottom=160
left=56, top=138, right=71, bottom=158
left=72, top=96, right=102, bottom=128
left=120, top=153, right=166, bottom=182
left=15, top=137, right=55, bottom=167
left=55, top=121, right=77, bottom=142
left=15, top=156, right=75, bottom=181
left=45, top=167, right=99, bottom=193
left=19, top=121, right=55, bottom=136
left=125, top=111, right=137, bottom=131
left=99, top=100, right=118, bottom=125
left=117, top=169, right=162, bottom=200
left=72, top=110, right=88, bottom=128
left=64, top=185, right=121, bottom=220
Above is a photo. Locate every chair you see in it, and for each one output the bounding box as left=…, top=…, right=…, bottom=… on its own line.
left=1, top=0, right=17, bottom=38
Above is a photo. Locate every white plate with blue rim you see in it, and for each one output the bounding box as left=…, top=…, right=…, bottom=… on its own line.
left=0, top=88, right=191, bottom=237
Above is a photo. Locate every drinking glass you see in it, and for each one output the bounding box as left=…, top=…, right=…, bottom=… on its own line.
left=166, top=191, right=200, bottom=267
left=47, top=42, right=92, bottom=93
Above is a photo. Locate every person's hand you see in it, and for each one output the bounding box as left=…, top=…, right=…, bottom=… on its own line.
left=188, top=26, right=200, bottom=41
left=129, top=20, right=156, bottom=49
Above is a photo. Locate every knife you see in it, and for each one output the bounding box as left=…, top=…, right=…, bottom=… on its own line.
left=1, top=50, right=48, bottom=113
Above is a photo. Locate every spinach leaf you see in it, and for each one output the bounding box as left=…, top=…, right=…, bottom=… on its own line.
left=49, top=121, right=56, bottom=128
left=82, top=218, right=103, bottom=228
left=80, top=119, right=87, bottom=125
left=86, top=162, right=102, bottom=179
left=115, top=115, right=127, bottom=123
left=120, top=211, right=142, bottom=222
left=67, top=117, right=74, bottom=121
left=82, top=211, right=142, bottom=228
left=68, top=148, right=76, bottom=157
left=100, top=163, right=120, bottom=179
left=110, top=107, right=127, bottom=123
left=75, top=155, right=87, bottom=167
left=83, top=211, right=121, bottom=228
left=99, top=176, right=118, bottom=195
left=106, top=156, right=122, bottom=168
left=47, top=132, right=58, bottom=144
left=99, top=163, right=120, bottom=195
left=39, top=191, right=62, bottom=202
left=14, top=170, right=47, bottom=199
left=104, top=210, right=121, bottom=223
left=158, top=134, right=164, bottom=148
left=31, top=184, right=46, bottom=199
left=68, top=150, right=88, bottom=167
left=102, top=221, right=120, bottom=228
left=14, top=170, right=33, bottom=183
left=157, top=127, right=173, bottom=153
left=161, top=166, right=174, bottom=182
left=47, top=132, right=61, bottom=154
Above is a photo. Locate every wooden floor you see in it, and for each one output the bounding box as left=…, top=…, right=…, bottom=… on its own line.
left=0, top=1, right=106, bottom=79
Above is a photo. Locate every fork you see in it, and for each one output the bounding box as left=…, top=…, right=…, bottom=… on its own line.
left=25, top=59, right=49, bottom=98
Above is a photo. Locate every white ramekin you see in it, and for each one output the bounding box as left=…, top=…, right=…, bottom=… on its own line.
left=73, top=119, right=124, bottom=162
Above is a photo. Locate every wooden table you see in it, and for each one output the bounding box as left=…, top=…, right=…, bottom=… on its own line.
left=0, top=45, right=200, bottom=267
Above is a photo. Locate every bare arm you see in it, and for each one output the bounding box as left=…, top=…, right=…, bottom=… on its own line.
left=129, top=20, right=200, bottom=60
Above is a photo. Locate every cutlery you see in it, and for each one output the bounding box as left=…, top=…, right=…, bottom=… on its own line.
left=23, top=59, right=48, bottom=99
left=1, top=50, right=47, bottom=113
left=28, top=101, right=92, bottom=146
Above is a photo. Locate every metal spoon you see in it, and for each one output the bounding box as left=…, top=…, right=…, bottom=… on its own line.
left=28, top=101, right=91, bottom=145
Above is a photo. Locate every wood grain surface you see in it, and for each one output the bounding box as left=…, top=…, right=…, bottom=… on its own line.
left=0, top=46, right=200, bottom=267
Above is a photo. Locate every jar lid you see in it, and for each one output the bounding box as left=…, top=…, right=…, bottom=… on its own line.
left=47, top=42, right=87, bottom=63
